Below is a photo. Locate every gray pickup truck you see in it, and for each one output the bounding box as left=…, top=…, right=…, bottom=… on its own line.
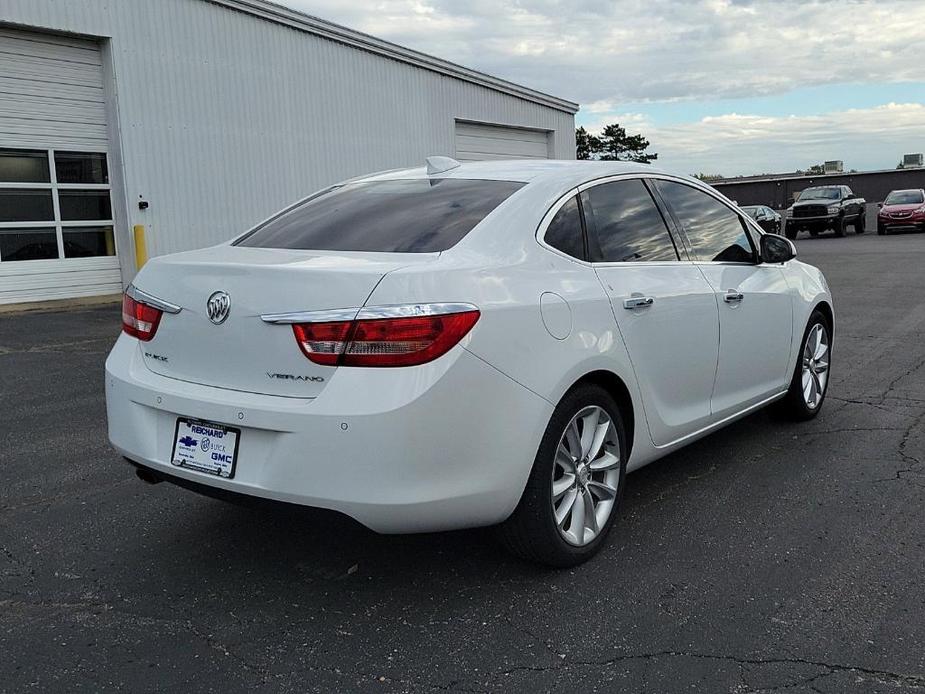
left=786, top=185, right=867, bottom=239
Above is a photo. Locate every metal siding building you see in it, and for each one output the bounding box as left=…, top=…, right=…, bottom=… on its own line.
left=0, top=0, right=578, bottom=304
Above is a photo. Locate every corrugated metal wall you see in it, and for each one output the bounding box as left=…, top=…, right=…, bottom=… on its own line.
left=714, top=169, right=925, bottom=209
left=0, top=0, right=576, bottom=277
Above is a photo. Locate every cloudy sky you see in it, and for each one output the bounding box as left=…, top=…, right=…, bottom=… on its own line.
left=280, top=0, right=925, bottom=176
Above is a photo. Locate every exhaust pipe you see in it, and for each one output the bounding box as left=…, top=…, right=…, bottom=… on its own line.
left=135, top=467, right=163, bottom=485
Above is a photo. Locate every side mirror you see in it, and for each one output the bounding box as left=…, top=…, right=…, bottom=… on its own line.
left=760, top=233, right=796, bottom=264
left=877, top=202, right=883, bottom=208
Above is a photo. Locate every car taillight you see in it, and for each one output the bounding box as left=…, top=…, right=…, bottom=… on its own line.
left=292, top=305, right=480, bottom=367
left=122, top=293, right=163, bottom=341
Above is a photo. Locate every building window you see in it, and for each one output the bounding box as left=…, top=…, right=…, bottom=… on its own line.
left=0, top=148, right=115, bottom=262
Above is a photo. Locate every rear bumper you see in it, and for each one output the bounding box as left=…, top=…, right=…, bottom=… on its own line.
left=105, top=335, right=552, bottom=533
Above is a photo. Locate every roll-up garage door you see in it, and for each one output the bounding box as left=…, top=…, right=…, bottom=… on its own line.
left=454, top=121, right=551, bottom=162
left=0, top=28, right=121, bottom=305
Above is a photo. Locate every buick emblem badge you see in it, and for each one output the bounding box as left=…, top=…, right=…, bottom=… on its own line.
left=206, top=291, right=231, bottom=325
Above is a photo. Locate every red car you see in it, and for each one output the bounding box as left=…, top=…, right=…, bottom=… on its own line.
left=877, top=189, right=925, bottom=235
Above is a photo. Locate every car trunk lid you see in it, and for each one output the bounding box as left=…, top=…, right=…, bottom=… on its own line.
left=132, top=245, right=434, bottom=398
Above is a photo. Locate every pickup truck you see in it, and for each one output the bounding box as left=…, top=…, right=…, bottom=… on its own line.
left=786, top=185, right=867, bottom=239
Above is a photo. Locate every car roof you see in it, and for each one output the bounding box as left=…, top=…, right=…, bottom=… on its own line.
left=359, top=159, right=686, bottom=189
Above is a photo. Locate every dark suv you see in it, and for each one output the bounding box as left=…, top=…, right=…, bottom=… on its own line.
left=787, top=185, right=866, bottom=239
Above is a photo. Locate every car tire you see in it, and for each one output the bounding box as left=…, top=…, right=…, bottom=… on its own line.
left=833, top=217, right=846, bottom=237
left=498, top=384, right=627, bottom=567
left=809, top=229, right=820, bottom=237
left=855, top=212, right=866, bottom=233
left=776, top=310, right=831, bottom=421
left=785, top=227, right=798, bottom=240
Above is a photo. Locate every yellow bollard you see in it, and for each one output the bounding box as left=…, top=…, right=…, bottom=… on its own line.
left=133, top=224, right=148, bottom=270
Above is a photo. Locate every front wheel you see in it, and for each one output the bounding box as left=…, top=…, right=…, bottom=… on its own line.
left=777, top=310, right=831, bottom=421
left=785, top=227, right=798, bottom=240
left=877, top=223, right=886, bottom=236
left=855, top=212, right=866, bottom=233
left=833, top=216, right=846, bottom=237
left=498, top=384, right=627, bottom=567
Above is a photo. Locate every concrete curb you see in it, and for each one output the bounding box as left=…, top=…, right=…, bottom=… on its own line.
left=0, top=294, right=121, bottom=316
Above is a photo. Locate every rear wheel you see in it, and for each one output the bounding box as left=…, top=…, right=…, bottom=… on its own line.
left=499, top=384, right=627, bottom=567
left=777, top=310, right=831, bottom=421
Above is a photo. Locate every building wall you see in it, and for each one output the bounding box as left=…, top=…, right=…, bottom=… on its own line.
left=1, top=0, right=576, bottom=284
left=714, top=168, right=925, bottom=210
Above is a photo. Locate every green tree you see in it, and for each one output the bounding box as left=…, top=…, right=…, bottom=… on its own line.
left=575, top=123, right=657, bottom=163
left=576, top=126, right=599, bottom=160
left=694, top=173, right=725, bottom=182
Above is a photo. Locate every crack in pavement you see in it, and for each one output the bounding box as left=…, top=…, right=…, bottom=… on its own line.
left=478, top=650, right=925, bottom=692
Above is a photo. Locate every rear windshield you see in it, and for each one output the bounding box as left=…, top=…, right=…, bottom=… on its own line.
left=885, top=190, right=924, bottom=205
left=235, top=178, right=525, bottom=253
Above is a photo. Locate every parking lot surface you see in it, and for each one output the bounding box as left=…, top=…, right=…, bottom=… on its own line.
left=2, top=233, right=924, bottom=693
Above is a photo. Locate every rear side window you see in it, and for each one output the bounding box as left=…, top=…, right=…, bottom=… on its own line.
left=580, top=179, right=678, bottom=262
left=236, top=178, right=525, bottom=253
left=654, top=180, right=755, bottom=263
left=543, top=196, right=585, bottom=260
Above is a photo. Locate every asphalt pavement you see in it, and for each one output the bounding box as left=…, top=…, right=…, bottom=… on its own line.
left=1, top=231, right=924, bottom=693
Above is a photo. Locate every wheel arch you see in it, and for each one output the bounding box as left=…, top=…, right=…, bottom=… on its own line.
left=566, top=370, right=637, bottom=461
left=813, top=299, right=834, bottom=339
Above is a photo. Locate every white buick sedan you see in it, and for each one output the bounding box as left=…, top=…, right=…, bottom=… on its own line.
left=106, top=158, right=833, bottom=566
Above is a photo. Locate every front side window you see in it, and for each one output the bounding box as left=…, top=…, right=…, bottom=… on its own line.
left=237, top=178, right=525, bottom=253
left=543, top=195, right=585, bottom=260
left=580, top=179, right=678, bottom=263
left=0, top=148, right=115, bottom=263
left=654, top=180, right=755, bottom=263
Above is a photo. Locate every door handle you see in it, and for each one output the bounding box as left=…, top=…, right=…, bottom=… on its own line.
left=623, top=296, right=655, bottom=310
left=723, top=290, right=744, bottom=304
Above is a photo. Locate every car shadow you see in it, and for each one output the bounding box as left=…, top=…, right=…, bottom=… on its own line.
left=126, top=406, right=792, bottom=590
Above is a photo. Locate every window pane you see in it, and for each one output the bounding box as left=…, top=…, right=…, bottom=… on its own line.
left=654, top=181, right=754, bottom=263
left=581, top=179, right=677, bottom=263
left=544, top=196, right=585, bottom=259
left=0, top=149, right=50, bottom=183
left=59, top=190, right=112, bottom=221
left=0, top=228, right=58, bottom=261
left=0, top=189, right=54, bottom=222
left=236, top=178, right=525, bottom=253
left=63, top=226, right=116, bottom=258
left=55, top=152, right=109, bottom=184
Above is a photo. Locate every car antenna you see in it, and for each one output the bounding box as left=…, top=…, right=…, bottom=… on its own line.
left=426, top=156, right=461, bottom=175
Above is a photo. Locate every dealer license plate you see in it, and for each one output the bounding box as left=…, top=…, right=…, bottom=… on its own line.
left=171, top=418, right=240, bottom=479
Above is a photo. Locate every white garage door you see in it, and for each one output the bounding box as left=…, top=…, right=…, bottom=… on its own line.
left=0, top=28, right=121, bottom=305
left=454, top=121, right=551, bottom=162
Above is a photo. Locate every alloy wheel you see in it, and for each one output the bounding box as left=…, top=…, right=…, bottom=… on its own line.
left=551, top=406, right=621, bottom=546
left=801, top=323, right=830, bottom=409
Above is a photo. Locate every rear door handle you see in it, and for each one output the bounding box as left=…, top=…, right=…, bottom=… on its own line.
left=724, top=290, right=744, bottom=304
left=623, top=296, right=655, bottom=310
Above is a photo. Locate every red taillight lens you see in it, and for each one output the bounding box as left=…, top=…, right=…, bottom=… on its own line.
left=292, top=308, right=480, bottom=367
left=122, top=293, right=163, bottom=341
left=292, top=320, right=354, bottom=366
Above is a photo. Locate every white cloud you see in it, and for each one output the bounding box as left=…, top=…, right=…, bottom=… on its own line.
left=282, top=0, right=925, bottom=103
left=635, top=103, right=925, bottom=175
left=277, top=1, right=925, bottom=173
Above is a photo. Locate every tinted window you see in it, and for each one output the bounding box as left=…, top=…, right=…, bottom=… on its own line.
left=654, top=180, right=755, bottom=263
left=580, top=179, right=677, bottom=263
left=54, top=151, right=109, bottom=184
left=544, top=196, right=585, bottom=259
left=237, top=178, right=524, bottom=253
left=0, top=149, right=49, bottom=183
